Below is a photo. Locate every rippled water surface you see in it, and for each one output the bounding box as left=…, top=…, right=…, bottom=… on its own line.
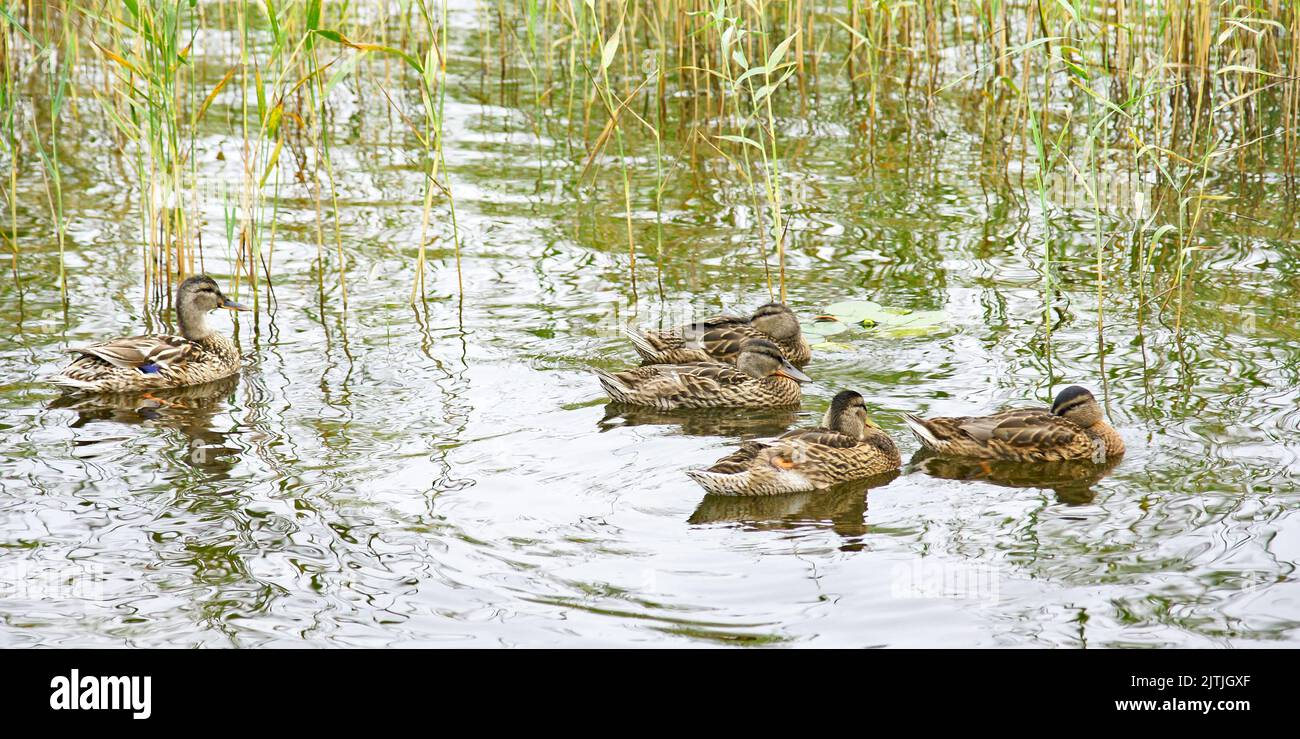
left=2, top=4, right=1300, bottom=647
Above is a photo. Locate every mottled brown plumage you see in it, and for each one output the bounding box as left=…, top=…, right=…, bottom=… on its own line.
left=53, top=276, right=250, bottom=393
left=902, top=385, right=1125, bottom=463
left=686, top=390, right=902, bottom=496
left=625, top=303, right=811, bottom=367
left=595, top=337, right=810, bottom=410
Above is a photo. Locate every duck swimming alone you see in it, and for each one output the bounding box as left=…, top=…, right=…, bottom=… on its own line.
left=53, top=275, right=250, bottom=393
left=594, top=337, right=810, bottom=410
left=901, top=385, right=1125, bottom=463
left=686, top=390, right=901, bottom=496
left=625, top=303, right=811, bottom=367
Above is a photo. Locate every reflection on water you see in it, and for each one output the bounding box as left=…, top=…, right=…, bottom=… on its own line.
left=598, top=404, right=801, bottom=439
left=49, top=377, right=243, bottom=476
left=0, top=2, right=1298, bottom=648
left=910, top=451, right=1121, bottom=505
left=688, top=472, right=899, bottom=542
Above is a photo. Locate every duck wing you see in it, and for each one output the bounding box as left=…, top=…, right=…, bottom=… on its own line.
left=606, top=361, right=750, bottom=398
left=641, top=315, right=750, bottom=351
left=705, top=427, right=856, bottom=473
left=702, top=441, right=769, bottom=474
left=956, top=409, right=1084, bottom=448
left=68, top=334, right=198, bottom=371
left=686, top=321, right=761, bottom=363
left=777, top=427, right=860, bottom=449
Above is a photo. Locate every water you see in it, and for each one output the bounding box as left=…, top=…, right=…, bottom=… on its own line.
left=2, top=5, right=1299, bottom=647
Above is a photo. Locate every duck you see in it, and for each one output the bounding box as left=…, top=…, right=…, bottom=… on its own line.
left=53, top=275, right=250, bottom=393
left=686, top=390, right=901, bottom=496
left=594, top=337, right=811, bottom=410
left=625, top=302, right=811, bottom=367
left=901, top=385, right=1125, bottom=463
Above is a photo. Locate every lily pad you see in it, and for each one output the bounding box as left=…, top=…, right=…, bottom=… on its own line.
left=821, top=299, right=884, bottom=324
left=873, top=310, right=948, bottom=337
left=810, top=341, right=855, bottom=352
left=801, top=320, right=847, bottom=337
left=818, top=297, right=949, bottom=337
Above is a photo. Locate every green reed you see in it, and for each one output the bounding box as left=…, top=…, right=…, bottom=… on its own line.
left=478, top=1, right=1296, bottom=307
left=0, top=4, right=24, bottom=295
left=0, top=1, right=1295, bottom=328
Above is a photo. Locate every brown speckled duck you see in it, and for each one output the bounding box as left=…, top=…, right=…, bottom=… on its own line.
left=625, top=302, right=811, bottom=367
left=902, top=385, right=1124, bottom=463
left=686, top=390, right=901, bottom=496
left=53, top=275, right=250, bottom=393
left=594, top=337, right=810, bottom=410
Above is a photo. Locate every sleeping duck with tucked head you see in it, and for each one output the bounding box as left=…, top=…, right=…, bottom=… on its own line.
left=686, top=390, right=901, bottom=496
left=902, top=385, right=1124, bottom=463
left=624, top=302, right=811, bottom=367
left=53, top=275, right=250, bottom=394
left=594, top=336, right=811, bottom=410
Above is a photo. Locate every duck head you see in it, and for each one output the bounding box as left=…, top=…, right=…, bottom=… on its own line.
left=735, top=337, right=811, bottom=383
left=1051, top=385, right=1103, bottom=427
left=176, top=275, right=249, bottom=340
left=749, top=302, right=801, bottom=343
left=821, top=389, right=879, bottom=440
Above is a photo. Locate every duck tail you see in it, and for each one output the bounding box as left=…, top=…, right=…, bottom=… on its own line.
left=593, top=369, right=630, bottom=403
left=902, top=413, right=941, bottom=450
left=622, top=325, right=658, bottom=361
left=50, top=372, right=95, bottom=391
left=685, top=468, right=755, bottom=496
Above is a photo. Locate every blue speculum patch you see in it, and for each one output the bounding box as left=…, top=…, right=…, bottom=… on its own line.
left=138, top=363, right=161, bottom=374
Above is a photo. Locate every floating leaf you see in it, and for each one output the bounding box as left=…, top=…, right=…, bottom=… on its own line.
left=810, top=341, right=854, bottom=352
left=801, top=320, right=847, bottom=337
left=818, top=298, right=949, bottom=337
left=871, top=310, right=948, bottom=337
left=806, top=320, right=847, bottom=338
left=821, top=300, right=883, bottom=324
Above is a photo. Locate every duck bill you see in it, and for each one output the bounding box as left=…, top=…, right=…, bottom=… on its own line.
left=222, top=298, right=251, bottom=312
left=775, top=360, right=812, bottom=383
